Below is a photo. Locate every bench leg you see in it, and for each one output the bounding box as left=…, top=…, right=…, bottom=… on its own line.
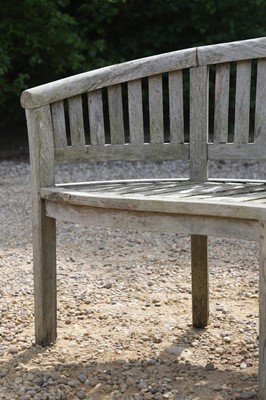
left=259, top=221, right=266, bottom=399
left=33, top=203, right=57, bottom=345
left=191, top=234, right=209, bottom=328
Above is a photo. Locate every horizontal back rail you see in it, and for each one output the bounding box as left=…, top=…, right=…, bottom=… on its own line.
left=55, top=143, right=190, bottom=164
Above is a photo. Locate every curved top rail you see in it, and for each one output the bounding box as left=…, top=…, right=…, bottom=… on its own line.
left=21, top=48, right=196, bottom=109
left=21, top=37, right=266, bottom=110
left=198, top=37, right=266, bottom=66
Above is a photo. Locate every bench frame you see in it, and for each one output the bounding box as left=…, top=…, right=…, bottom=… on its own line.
left=21, top=38, right=266, bottom=398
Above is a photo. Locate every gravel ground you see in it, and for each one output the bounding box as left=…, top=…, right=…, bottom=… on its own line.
left=0, top=158, right=265, bottom=400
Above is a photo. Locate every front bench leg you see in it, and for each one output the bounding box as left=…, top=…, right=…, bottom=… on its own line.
left=191, top=234, right=209, bottom=328
left=32, top=201, right=57, bottom=345
left=259, top=221, right=266, bottom=399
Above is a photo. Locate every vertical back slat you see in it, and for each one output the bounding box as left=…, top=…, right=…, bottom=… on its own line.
left=190, top=66, right=209, bottom=182
left=68, top=95, right=86, bottom=146
left=88, top=89, right=105, bottom=145
left=149, top=75, right=164, bottom=143
left=51, top=101, right=67, bottom=148
left=128, top=79, right=144, bottom=144
left=234, top=60, right=251, bottom=144
left=108, top=84, right=125, bottom=144
left=169, top=70, right=184, bottom=143
left=255, top=59, right=266, bottom=144
left=214, top=63, right=230, bottom=143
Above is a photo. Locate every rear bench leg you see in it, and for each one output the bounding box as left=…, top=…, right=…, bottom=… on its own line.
left=33, top=202, right=57, bottom=345
left=259, top=221, right=266, bottom=399
left=191, top=234, right=209, bottom=328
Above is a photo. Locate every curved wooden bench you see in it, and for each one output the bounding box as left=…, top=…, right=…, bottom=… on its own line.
left=21, top=37, right=266, bottom=399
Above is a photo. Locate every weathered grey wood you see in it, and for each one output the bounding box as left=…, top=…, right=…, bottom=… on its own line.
left=22, top=39, right=266, bottom=398
left=168, top=70, right=184, bottom=143
left=208, top=143, right=266, bottom=160
left=51, top=101, right=67, bottom=147
left=87, top=89, right=105, bottom=145
left=68, top=95, right=86, bottom=146
left=255, top=59, right=266, bottom=144
left=21, top=48, right=197, bottom=109
left=149, top=75, right=164, bottom=144
left=234, top=61, right=251, bottom=144
left=190, top=66, right=209, bottom=181
left=55, top=143, right=189, bottom=164
left=191, top=235, right=209, bottom=327
left=128, top=79, right=144, bottom=144
left=26, top=106, right=56, bottom=345
left=108, top=84, right=125, bottom=144
left=41, top=178, right=266, bottom=221
left=190, top=65, right=209, bottom=330
left=198, top=37, right=266, bottom=66
left=259, top=221, right=266, bottom=399
left=45, top=200, right=258, bottom=241
left=214, top=63, right=230, bottom=143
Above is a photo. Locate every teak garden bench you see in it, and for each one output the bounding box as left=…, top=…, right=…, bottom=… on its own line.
left=21, top=37, right=266, bottom=398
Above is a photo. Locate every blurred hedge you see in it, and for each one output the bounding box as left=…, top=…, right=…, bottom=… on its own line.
left=1, top=0, right=266, bottom=135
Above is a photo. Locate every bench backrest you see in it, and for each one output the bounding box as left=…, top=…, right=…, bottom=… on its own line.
left=21, top=37, right=266, bottom=187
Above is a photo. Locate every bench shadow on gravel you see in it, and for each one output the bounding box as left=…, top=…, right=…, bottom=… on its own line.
left=1, top=326, right=258, bottom=400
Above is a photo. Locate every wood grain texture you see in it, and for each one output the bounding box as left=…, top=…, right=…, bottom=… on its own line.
left=108, top=84, right=125, bottom=144
left=41, top=179, right=266, bottom=221
left=214, top=63, right=230, bottom=143
left=87, top=89, right=105, bottom=145
left=21, top=48, right=197, bottom=109
left=128, top=79, right=144, bottom=144
left=51, top=101, right=67, bottom=148
left=198, top=37, right=266, bottom=66
left=234, top=61, right=251, bottom=144
left=190, top=66, right=209, bottom=182
left=54, top=143, right=189, bottom=164
left=191, top=235, right=209, bottom=327
left=188, top=65, right=209, bottom=332
left=208, top=143, right=266, bottom=160
left=26, top=106, right=56, bottom=345
left=149, top=75, right=164, bottom=144
left=45, top=200, right=258, bottom=241
left=68, top=95, right=86, bottom=146
left=259, top=221, right=266, bottom=399
left=255, top=59, right=266, bottom=144
left=168, top=70, right=184, bottom=143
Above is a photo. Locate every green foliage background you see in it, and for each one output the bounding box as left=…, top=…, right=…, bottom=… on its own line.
left=1, top=0, right=266, bottom=136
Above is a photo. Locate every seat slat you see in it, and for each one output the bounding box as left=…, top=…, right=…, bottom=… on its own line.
left=149, top=75, right=164, bottom=144
left=128, top=79, right=144, bottom=144
left=51, top=101, right=67, bottom=148
left=234, top=60, right=251, bottom=144
left=214, top=63, right=230, bottom=143
left=255, top=59, right=266, bottom=144
left=168, top=70, right=184, bottom=143
left=42, top=180, right=266, bottom=202
left=41, top=179, right=266, bottom=221
left=108, top=84, right=125, bottom=144
left=88, top=89, right=105, bottom=145
left=68, top=95, right=86, bottom=146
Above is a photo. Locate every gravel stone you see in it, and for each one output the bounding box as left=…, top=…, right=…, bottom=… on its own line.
left=241, top=392, right=256, bottom=399
left=0, top=159, right=262, bottom=399
left=76, top=390, right=86, bottom=399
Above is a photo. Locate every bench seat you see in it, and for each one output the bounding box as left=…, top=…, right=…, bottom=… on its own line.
left=42, top=179, right=266, bottom=221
